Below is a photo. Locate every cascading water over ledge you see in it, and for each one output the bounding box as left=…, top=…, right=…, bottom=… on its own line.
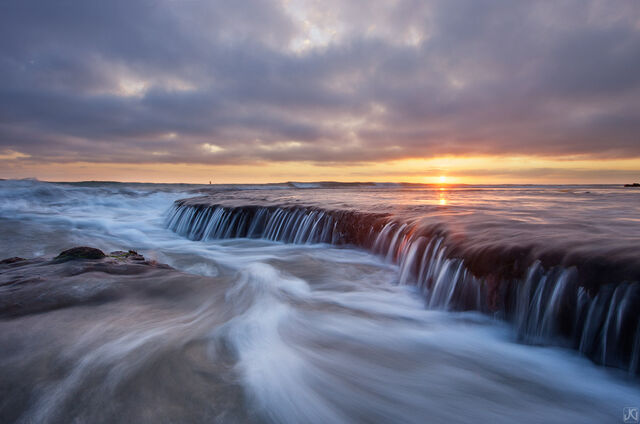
left=166, top=199, right=640, bottom=374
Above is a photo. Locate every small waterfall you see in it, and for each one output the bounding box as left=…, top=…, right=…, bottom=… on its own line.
left=166, top=200, right=640, bottom=374
left=166, top=202, right=388, bottom=245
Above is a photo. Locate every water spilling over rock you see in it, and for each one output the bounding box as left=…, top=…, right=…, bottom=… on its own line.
left=167, top=200, right=640, bottom=374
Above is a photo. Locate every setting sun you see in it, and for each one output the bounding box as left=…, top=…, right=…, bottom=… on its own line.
left=439, top=175, right=447, bottom=183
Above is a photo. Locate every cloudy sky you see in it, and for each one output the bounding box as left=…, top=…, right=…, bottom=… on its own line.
left=1, top=0, right=639, bottom=183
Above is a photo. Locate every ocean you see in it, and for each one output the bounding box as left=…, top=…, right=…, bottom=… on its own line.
left=0, top=179, right=639, bottom=423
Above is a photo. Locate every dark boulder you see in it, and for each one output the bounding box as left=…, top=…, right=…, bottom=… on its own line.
left=624, top=183, right=640, bottom=187
left=55, top=247, right=106, bottom=262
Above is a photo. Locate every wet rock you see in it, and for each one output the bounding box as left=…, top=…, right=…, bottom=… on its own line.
left=0, top=257, right=26, bottom=265
left=624, top=183, right=640, bottom=187
left=0, top=255, right=186, bottom=320
left=109, top=250, right=145, bottom=261
left=55, top=246, right=106, bottom=262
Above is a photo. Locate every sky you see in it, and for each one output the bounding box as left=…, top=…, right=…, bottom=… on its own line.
left=1, top=0, right=639, bottom=184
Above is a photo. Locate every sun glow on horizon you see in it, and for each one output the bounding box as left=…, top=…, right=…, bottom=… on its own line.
left=2, top=155, right=640, bottom=185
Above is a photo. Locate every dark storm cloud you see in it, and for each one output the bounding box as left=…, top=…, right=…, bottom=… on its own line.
left=0, top=0, right=639, bottom=165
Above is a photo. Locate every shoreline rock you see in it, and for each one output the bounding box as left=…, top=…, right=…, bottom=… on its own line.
left=0, top=247, right=177, bottom=319
left=54, top=246, right=106, bottom=262
left=1, top=247, right=157, bottom=269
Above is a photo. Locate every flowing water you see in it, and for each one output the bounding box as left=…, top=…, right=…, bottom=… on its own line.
left=0, top=179, right=639, bottom=423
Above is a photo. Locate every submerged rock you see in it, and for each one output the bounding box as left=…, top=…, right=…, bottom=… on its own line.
left=54, top=246, right=106, bottom=262
left=0, top=257, right=26, bottom=265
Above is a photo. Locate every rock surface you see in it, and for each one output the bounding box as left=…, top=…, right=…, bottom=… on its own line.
left=54, top=246, right=106, bottom=262
left=0, top=247, right=177, bottom=319
left=109, top=250, right=145, bottom=261
left=0, top=257, right=26, bottom=265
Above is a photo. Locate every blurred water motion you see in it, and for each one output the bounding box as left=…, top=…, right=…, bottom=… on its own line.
left=1, top=179, right=639, bottom=423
